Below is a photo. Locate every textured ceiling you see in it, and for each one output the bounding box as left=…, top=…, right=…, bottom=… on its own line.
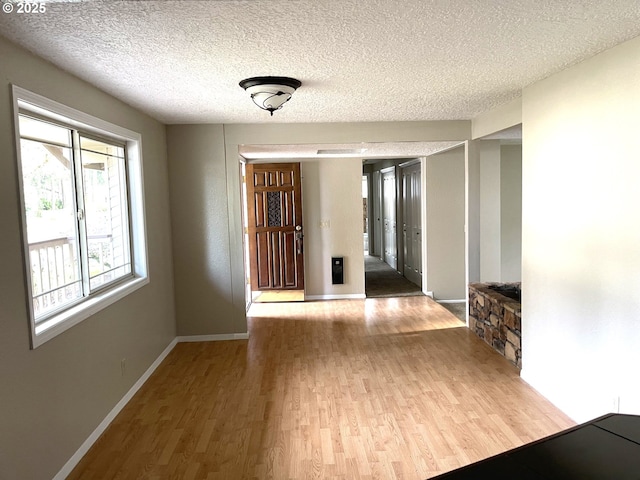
left=1, top=0, right=640, bottom=124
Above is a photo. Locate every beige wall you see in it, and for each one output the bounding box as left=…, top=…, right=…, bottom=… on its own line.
left=302, top=158, right=365, bottom=298
left=166, top=125, right=246, bottom=335
left=521, top=35, right=640, bottom=421
left=426, top=146, right=466, bottom=299
left=0, top=38, right=176, bottom=479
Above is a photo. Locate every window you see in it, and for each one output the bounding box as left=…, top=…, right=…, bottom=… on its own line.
left=13, top=86, right=148, bottom=348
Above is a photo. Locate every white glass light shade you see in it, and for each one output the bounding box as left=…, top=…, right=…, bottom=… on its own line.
left=239, top=77, right=302, bottom=116
left=246, top=84, right=295, bottom=113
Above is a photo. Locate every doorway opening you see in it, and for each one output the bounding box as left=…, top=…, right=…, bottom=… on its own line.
left=239, top=141, right=467, bottom=310
left=363, top=160, right=424, bottom=298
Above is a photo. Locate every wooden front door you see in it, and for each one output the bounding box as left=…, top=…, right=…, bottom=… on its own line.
left=246, top=162, right=304, bottom=291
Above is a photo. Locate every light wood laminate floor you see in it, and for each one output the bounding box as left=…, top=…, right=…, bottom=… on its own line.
left=68, top=296, right=574, bottom=479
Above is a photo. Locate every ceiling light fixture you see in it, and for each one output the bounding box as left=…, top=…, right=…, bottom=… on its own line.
left=239, top=76, right=301, bottom=116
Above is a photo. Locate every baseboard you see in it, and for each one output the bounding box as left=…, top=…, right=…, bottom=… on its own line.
left=424, top=291, right=434, bottom=298
left=177, top=333, right=249, bottom=342
left=304, top=294, right=366, bottom=301
left=436, top=299, right=466, bottom=304
left=53, top=337, right=179, bottom=480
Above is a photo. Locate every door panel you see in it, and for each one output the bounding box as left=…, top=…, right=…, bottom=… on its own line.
left=283, top=191, right=295, bottom=226
left=282, top=230, right=297, bottom=287
left=246, top=163, right=304, bottom=291
left=255, top=193, right=266, bottom=227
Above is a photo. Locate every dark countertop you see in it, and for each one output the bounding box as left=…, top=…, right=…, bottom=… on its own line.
left=430, top=413, right=640, bottom=480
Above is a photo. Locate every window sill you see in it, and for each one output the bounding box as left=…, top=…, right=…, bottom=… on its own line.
left=32, top=276, right=149, bottom=348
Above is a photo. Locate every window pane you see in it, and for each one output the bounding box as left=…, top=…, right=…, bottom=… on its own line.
left=80, top=136, right=124, bottom=157
left=80, top=137, right=131, bottom=290
left=19, top=115, right=71, bottom=147
left=19, top=137, right=82, bottom=320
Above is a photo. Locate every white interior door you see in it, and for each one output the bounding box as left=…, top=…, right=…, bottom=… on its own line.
left=372, top=171, right=382, bottom=257
left=402, top=163, right=422, bottom=286
left=382, top=168, right=397, bottom=269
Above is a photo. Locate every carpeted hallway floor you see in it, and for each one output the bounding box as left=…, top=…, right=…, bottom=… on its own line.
left=364, top=255, right=423, bottom=298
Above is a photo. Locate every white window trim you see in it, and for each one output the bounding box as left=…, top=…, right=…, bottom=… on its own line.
left=12, top=85, right=150, bottom=348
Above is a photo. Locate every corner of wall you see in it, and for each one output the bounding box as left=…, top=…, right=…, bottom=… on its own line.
left=471, top=97, right=522, bottom=140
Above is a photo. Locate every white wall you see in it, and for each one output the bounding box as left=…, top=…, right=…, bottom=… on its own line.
left=521, top=35, right=640, bottom=422
left=500, top=145, right=522, bottom=281
left=465, top=140, right=481, bottom=286
left=426, top=146, right=466, bottom=299
left=478, top=142, right=522, bottom=283
left=472, top=97, right=522, bottom=139
left=0, top=38, right=176, bottom=479
left=480, top=140, right=502, bottom=281
left=302, top=158, right=365, bottom=298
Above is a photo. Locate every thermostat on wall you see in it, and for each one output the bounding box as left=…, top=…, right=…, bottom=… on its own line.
left=331, top=257, right=344, bottom=284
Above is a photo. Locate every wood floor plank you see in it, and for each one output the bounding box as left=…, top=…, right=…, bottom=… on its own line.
left=68, top=296, right=574, bottom=479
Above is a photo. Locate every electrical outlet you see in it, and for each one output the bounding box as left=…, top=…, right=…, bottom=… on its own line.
left=121, top=358, right=126, bottom=376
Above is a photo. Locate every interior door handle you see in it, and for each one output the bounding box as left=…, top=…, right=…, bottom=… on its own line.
left=295, top=225, right=303, bottom=255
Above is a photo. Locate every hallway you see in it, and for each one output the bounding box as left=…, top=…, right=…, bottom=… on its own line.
left=364, top=255, right=423, bottom=298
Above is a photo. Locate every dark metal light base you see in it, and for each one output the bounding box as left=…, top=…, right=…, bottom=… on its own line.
left=239, top=76, right=302, bottom=90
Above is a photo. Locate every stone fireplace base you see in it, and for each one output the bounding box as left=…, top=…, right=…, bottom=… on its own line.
left=469, top=282, right=521, bottom=369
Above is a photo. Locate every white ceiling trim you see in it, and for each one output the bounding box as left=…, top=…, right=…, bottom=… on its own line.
left=239, top=141, right=465, bottom=161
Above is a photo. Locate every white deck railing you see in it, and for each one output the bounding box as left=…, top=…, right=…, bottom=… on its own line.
left=28, top=235, right=113, bottom=319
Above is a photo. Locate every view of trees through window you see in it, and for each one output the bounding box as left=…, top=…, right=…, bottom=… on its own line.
left=18, top=114, right=132, bottom=321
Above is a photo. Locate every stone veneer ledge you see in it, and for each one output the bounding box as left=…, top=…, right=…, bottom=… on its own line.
left=468, top=282, right=522, bottom=369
